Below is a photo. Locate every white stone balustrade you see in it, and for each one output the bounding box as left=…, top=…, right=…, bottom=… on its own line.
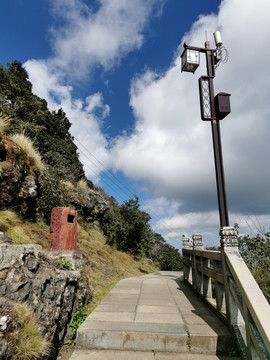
left=182, top=226, right=270, bottom=360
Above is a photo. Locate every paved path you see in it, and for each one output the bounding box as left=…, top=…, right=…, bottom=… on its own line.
left=70, top=272, right=237, bottom=359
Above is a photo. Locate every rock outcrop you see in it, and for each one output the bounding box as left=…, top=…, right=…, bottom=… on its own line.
left=0, top=134, right=39, bottom=217
left=0, top=237, right=92, bottom=359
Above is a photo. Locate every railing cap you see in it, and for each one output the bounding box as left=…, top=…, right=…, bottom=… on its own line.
left=192, top=234, right=204, bottom=250
left=220, top=226, right=238, bottom=248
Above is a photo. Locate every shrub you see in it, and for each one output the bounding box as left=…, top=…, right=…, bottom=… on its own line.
left=153, top=243, right=183, bottom=271
left=56, top=256, right=73, bottom=270
left=36, top=169, right=70, bottom=224
left=238, top=231, right=270, bottom=303
left=68, top=304, right=88, bottom=342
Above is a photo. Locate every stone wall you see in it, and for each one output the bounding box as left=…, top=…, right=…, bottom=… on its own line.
left=0, top=238, right=92, bottom=359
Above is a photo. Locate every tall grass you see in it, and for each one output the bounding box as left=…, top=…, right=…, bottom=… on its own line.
left=10, top=303, right=51, bottom=360
left=0, top=112, right=11, bottom=133
left=6, top=226, right=31, bottom=244
left=0, top=210, right=18, bottom=232
left=11, top=133, right=45, bottom=172
left=77, top=179, right=90, bottom=197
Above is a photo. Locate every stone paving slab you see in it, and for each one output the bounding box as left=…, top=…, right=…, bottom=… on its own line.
left=78, top=321, right=186, bottom=333
left=74, top=272, right=235, bottom=357
left=69, top=349, right=240, bottom=360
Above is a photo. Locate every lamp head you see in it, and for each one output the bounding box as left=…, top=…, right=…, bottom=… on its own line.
left=181, top=48, right=200, bottom=74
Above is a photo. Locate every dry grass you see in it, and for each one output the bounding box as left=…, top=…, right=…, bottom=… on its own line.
left=63, top=181, right=75, bottom=191
left=0, top=210, right=19, bottom=232
left=0, top=112, right=11, bottom=133
left=0, top=212, right=159, bottom=359
left=0, top=210, right=50, bottom=248
left=0, top=211, right=158, bottom=320
left=11, top=133, right=45, bottom=172
left=77, top=222, right=159, bottom=313
left=76, top=179, right=90, bottom=197
left=6, top=226, right=32, bottom=245
left=10, top=303, right=51, bottom=360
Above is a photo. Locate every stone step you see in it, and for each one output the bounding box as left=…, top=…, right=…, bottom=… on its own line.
left=69, top=349, right=240, bottom=360
left=76, top=320, right=232, bottom=354
left=71, top=273, right=237, bottom=358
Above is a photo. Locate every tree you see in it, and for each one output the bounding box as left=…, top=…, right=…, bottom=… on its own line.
left=238, top=231, right=270, bottom=303
left=150, top=238, right=183, bottom=271
left=0, top=61, right=85, bottom=184
left=117, top=196, right=152, bottom=256
left=102, top=196, right=152, bottom=256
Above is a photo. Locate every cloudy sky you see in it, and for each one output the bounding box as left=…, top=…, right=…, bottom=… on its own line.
left=1, top=0, right=270, bottom=248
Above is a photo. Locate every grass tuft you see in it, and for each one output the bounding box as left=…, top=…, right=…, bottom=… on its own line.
left=10, top=303, right=51, bottom=359
left=0, top=210, right=18, bottom=232
left=11, top=133, right=45, bottom=172
left=6, top=226, right=31, bottom=244
left=63, top=181, right=75, bottom=191
left=0, top=112, right=11, bottom=133
left=77, top=179, right=90, bottom=197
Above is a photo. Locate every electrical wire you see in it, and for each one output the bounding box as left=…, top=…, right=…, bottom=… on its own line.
left=215, top=46, right=229, bottom=70
left=75, top=137, right=135, bottom=198
left=74, top=138, right=183, bottom=248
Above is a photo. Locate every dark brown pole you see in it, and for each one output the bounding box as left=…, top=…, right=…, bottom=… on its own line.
left=205, top=41, right=229, bottom=227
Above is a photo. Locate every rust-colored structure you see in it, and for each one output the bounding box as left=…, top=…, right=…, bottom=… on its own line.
left=49, top=207, right=78, bottom=251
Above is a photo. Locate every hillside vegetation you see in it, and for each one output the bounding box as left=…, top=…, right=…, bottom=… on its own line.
left=0, top=61, right=182, bottom=359
left=0, top=60, right=183, bottom=269
left=0, top=209, right=158, bottom=306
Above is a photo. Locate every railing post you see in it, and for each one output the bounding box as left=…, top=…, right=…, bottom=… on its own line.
left=182, top=234, right=191, bottom=249
left=182, top=235, right=192, bottom=283
left=192, top=234, right=203, bottom=293
left=220, top=226, right=240, bottom=326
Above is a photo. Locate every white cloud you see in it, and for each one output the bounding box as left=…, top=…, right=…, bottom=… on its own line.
left=48, top=0, right=164, bottom=78
left=23, top=0, right=270, bottom=244
left=111, top=0, right=270, bottom=242
left=24, top=0, right=165, bottom=181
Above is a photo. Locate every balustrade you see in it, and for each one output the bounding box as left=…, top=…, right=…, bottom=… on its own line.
left=182, top=227, right=270, bottom=360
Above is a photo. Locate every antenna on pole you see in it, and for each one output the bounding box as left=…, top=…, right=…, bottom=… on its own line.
left=205, top=30, right=208, bottom=41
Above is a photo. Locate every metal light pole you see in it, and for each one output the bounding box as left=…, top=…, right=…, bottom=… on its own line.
left=181, top=32, right=230, bottom=228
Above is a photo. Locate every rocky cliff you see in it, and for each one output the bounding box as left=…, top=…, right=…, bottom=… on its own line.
left=0, top=234, right=92, bottom=359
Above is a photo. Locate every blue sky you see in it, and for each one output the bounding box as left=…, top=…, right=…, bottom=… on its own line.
left=1, top=0, right=270, bottom=249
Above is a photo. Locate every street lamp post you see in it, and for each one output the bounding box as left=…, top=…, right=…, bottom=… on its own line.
left=181, top=32, right=230, bottom=228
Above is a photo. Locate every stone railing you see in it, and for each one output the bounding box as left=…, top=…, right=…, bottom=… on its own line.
left=182, top=227, right=270, bottom=360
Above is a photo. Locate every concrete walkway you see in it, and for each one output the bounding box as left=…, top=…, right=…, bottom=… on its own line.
left=70, top=272, right=237, bottom=359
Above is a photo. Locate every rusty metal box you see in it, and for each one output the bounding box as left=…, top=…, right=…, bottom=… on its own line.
left=50, top=207, right=78, bottom=251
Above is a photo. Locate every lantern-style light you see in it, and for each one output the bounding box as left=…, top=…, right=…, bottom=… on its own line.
left=181, top=48, right=200, bottom=73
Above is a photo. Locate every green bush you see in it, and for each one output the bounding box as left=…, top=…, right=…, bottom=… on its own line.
left=68, top=304, right=88, bottom=342
left=36, top=169, right=69, bottom=224
left=152, top=243, right=183, bottom=271
left=238, top=230, right=270, bottom=303
left=102, top=196, right=152, bottom=256
left=55, top=256, right=73, bottom=270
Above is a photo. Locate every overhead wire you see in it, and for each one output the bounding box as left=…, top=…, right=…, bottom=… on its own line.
left=75, top=137, right=135, bottom=198
left=75, top=141, right=182, bottom=248
left=74, top=137, right=183, bottom=248
left=75, top=145, right=129, bottom=203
